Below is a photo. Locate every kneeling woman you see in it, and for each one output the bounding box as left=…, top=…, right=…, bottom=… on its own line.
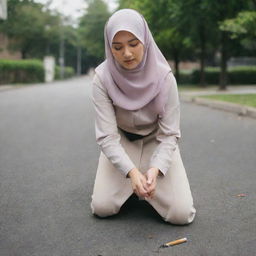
left=90, top=9, right=196, bottom=224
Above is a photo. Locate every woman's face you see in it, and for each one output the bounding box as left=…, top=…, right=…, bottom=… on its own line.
left=111, top=31, right=144, bottom=70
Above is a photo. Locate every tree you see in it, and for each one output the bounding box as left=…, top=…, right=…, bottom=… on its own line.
left=208, top=0, right=250, bottom=90
left=0, top=0, right=84, bottom=73
left=170, top=0, right=220, bottom=87
left=78, top=0, right=110, bottom=62
left=220, top=11, right=256, bottom=53
left=0, top=0, right=62, bottom=59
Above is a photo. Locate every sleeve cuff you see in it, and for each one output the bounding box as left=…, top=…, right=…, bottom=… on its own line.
left=122, top=163, right=136, bottom=177
left=149, top=159, right=169, bottom=176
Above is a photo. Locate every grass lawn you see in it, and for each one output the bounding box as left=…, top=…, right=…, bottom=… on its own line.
left=200, top=94, right=256, bottom=108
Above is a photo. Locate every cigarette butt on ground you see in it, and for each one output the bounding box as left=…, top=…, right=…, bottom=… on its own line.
left=236, top=193, right=247, bottom=197
left=162, top=237, right=187, bottom=247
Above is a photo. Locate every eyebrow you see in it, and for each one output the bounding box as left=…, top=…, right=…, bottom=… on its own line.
left=112, top=38, right=139, bottom=44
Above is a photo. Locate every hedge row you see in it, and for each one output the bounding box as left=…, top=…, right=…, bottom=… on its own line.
left=55, top=66, right=75, bottom=80
left=1, top=59, right=254, bottom=86
left=179, top=66, right=256, bottom=85
left=0, top=59, right=75, bottom=85
left=0, top=59, right=44, bottom=84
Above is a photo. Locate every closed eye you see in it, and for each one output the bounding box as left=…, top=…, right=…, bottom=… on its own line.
left=113, top=46, right=122, bottom=51
left=130, top=42, right=139, bottom=47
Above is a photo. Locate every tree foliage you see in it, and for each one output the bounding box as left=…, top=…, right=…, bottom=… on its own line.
left=220, top=11, right=256, bottom=51
left=78, top=0, right=110, bottom=61
left=1, top=0, right=256, bottom=81
left=0, top=0, right=87, bottom=72
left=0, top=0, right=59, bottom=58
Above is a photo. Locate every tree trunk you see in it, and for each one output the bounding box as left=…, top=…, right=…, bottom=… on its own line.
left=46, top=42, right=50, bottom=55
left=219, top=31, right=228, bottom=90
left=76, top=46, right=82, bottom=76
left=21, top=49, right=26, bottom=59
left=173, top=50, right=180, bottom=83
left=199, top=24, right=206, bottom=87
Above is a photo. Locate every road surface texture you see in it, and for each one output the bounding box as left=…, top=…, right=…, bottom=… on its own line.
left=1, top=76, right=256, bottom=256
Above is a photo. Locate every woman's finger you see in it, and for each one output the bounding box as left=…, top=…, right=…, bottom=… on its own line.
left=146, top=177, right=153, bottom=185
left=147, top=180, right=156, bottom=193
left=140, top=176, right=150, bottom=192
left=137, top=184, right=149, bottom=198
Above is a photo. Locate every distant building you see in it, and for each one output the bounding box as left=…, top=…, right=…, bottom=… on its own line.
left=0, top=33, right=22, bottom=60
left=228, top=57, right=256, bottom=67
left=168, top=60, right=200, bottom=71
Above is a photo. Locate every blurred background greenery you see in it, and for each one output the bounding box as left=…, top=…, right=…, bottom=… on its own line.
left=0, top=0, right=256, bottom=89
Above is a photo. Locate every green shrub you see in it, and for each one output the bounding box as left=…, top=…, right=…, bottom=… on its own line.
left=55, top=66, right=75, bottom=80
left=0, top=59, right=75, bottom=85
left=191, top=67, right=219, bottom=84
left=178, top=66, right=256, bottom=85
left=229, top=66, right=256, bottom=84
left=179, top=71, right=193, bottom=85
left=0, top=59, right=44, bottom=85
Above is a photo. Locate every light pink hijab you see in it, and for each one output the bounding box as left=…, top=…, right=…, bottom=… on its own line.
left=95, top=9, right=172, bottom=115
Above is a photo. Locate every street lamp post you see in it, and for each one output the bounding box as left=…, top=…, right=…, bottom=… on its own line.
left=59, top=0, right=67, bottom=80
left=59, top=28, right=65, bottom=79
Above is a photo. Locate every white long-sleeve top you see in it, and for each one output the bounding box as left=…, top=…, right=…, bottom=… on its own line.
left=91, top=72, right=181, bottom=177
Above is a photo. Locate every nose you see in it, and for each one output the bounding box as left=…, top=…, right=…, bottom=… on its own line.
left=123, top=46, right=132, bottom=58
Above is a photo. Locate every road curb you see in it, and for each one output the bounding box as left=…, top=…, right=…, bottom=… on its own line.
left=181, top=95, right=256, bottom=119
left=0, top=85, right=17, bottom=92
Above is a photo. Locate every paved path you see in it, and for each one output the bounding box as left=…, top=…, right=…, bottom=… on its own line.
left=0, top=76, right=256, bottom=256
left=180, top=85, right=256, bottom=97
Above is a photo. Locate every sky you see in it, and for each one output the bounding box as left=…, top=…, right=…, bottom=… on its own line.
left=34, top=0, right=118, bottom=20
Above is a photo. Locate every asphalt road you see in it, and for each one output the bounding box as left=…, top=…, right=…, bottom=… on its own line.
left=0, top=76, right=256, bottom=256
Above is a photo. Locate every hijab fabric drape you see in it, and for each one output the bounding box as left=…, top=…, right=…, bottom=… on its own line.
left=95, top=9, right=172, bottom=115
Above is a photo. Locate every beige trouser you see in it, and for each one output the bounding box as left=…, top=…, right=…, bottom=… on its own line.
left=91, top=130, right=196, bottom=225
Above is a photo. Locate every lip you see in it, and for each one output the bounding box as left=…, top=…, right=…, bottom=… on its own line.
left=124, top=59, right=135, bottom=64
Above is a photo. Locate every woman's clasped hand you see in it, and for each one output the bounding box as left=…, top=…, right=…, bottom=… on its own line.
left=128, top=167, right=160, bottom=199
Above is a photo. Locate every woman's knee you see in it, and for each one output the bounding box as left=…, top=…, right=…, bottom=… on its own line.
left=91, top=197, right=120, bottom=218
left=164, top=204, right=196, bottom=225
